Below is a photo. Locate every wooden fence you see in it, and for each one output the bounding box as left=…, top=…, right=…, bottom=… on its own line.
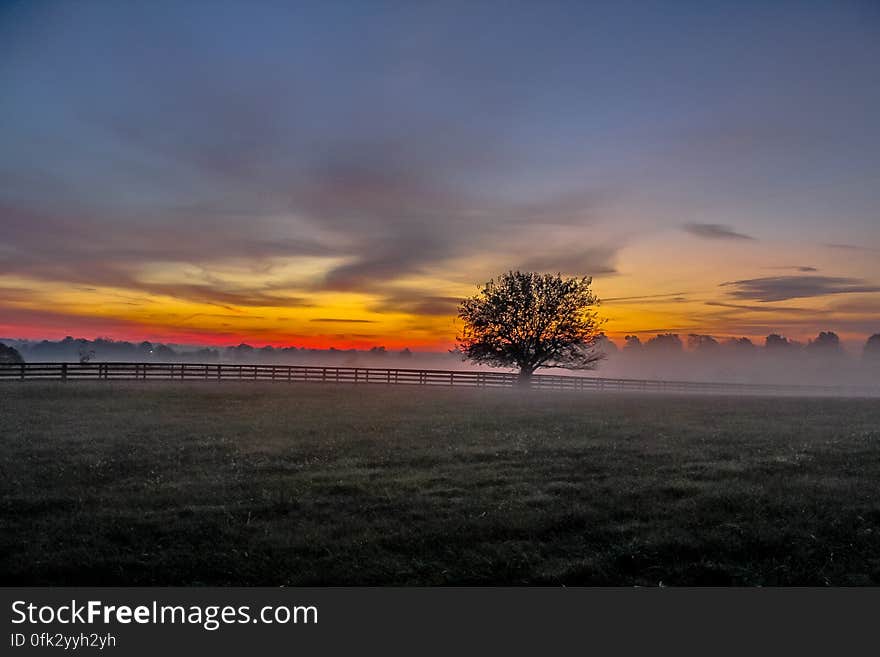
left=1, top=362, right=878, bottom=397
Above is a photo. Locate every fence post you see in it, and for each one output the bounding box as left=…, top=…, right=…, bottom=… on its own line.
left=61, top=363, right=67, bottom=382
left=20, top=363, right=25, bottom=380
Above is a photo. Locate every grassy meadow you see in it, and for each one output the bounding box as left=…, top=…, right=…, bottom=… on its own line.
left=2, top=382, right=879, bottom=585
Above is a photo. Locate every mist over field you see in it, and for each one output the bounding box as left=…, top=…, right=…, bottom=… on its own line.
left=594, top=337, right=880, bottom=387
left=4, top=331, right=879, bottom=388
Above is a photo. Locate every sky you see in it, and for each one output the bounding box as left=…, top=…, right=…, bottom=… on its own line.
left=1, top=0, right=879, bottom=350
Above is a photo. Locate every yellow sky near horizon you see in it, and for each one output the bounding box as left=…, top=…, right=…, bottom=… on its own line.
left=3, top=228, right=878, bottom=349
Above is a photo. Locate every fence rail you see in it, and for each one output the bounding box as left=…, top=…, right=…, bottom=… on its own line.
left=1, top=362, right=878, bottom=397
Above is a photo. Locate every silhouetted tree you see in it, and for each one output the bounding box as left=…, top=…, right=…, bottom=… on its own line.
left=595, top=333, right=619, bottom=354
left=457, top=271, right=604, bottom=385
left=78, top=345, right=95, bottom=364
left=765, top=334, right=792, bottom=350
left=153, top=344, right=177, bottom=360
left=644, top=333, right=683, bottom=353
left=0, top=343, right=24, bottom=364
left=863, top=334, right=880, bottom=361
left=725, top=337, right=755, bottom=351
left=688, top=334, right=719, bottom=351
left=623, top=335, right=642, bottom=351
left=228, top=343, right=254, bottom=361
left=806, top=331, right=842, bottom=356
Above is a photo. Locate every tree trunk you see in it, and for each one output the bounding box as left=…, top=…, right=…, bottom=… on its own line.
left=517, top=367, right=535, bottom=388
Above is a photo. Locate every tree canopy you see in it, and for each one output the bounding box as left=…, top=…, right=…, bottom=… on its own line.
left=456, top=271, right=605, bottom=383
left=0, top=343, right=24, bottom=365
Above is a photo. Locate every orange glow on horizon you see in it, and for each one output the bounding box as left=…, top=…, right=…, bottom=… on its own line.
left=2, top=233, right=878, bottom=351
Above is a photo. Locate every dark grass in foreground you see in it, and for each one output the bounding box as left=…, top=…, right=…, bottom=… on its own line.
left=2, top=383, right=880, bottom=585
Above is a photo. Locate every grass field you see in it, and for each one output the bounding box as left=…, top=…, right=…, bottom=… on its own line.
left=2, top=382, right=880, bottom=586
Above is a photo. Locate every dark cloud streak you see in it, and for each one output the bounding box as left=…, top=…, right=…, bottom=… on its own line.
left=705, top=301, right=820, bottom=314
left=683, top=223, right=756, bottom=241
left=722, top=276, right=880, bottom=302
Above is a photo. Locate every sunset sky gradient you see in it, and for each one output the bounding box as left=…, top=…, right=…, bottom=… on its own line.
left=2, top=1, right=879, bottom=349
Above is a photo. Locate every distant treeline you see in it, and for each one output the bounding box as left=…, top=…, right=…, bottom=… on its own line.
left=607, top=331, right=880, bottom=359
left=2, top=332, right=880, bottom=367
left=590, top=331, right=880, bottom=386
left=0, top=336, right=441, bottom=366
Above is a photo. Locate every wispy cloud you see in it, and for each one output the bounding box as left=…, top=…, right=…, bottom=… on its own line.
left=767, top=265, right=818, bottom=273
left=604, top=292, right=688, bottom=304
left=704, top=301, right=819, bottom=314
left=827, top=297, right=880, bottom=314
left=823, top=243, right=873, bottom=251
left=516, top=246, right=619, bottom=277
left=683, top=223, right=756, bottom=241
left=370, top=294, right=462, bottom=317
left=722, top=276, right=880, bottom=302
